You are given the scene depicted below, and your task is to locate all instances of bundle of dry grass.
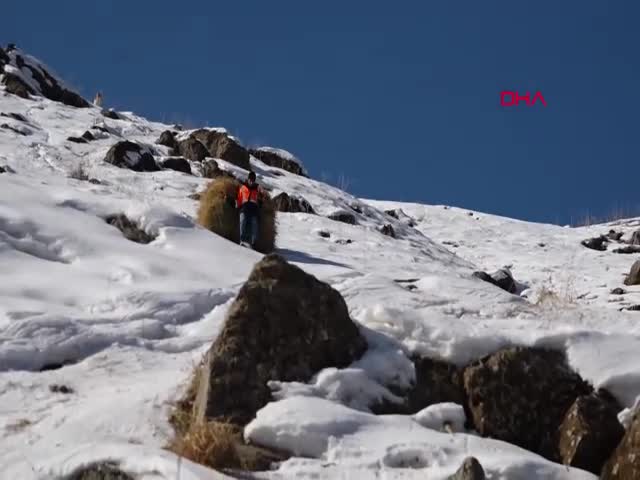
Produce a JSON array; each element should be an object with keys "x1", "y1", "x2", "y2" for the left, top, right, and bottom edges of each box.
[
  {"x1": 197, "y1": 177, "x2": 277, "y2": 253},
  {"x1": 169, "y1": 421, "x2": 242, "y2": 470}
]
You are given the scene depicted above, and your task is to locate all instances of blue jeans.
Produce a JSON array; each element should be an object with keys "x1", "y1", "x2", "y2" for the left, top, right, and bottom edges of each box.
[{"x1": 240, "y1": 211, "x2": 258, "y2": 246}]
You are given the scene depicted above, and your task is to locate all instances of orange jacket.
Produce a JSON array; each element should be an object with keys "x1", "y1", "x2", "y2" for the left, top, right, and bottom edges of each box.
[{"x1": 237, "y1": 184, "x2": 260, "y2": 208}]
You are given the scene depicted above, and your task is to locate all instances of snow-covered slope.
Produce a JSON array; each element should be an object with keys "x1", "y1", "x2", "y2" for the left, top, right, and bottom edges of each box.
[{"x1": 1, "y1": 56, "x2": 640, "y2": 480}]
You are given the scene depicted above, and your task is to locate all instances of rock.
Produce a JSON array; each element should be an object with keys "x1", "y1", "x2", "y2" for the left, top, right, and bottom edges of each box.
[
  {"x1": 249, "y1": 147, "x2": 305, "y2": 176},
  {"x1": 407, "y1": 357, "x2": 466, "y2": 414},
  {"x1": 49, "y1": 384, "x2": 75, "y2": 394},
  {"x1": 581, "y1": 236, "x2": 608, "y2": 251},
  {"x1": 611, "y1": 287, "x2": 626, "y2": 295},
  {"x1": 67, "y1": 136, "x2": 88, "y2": 144},
  {"x1": 557, "y1": 392, "x2": 625, "y2": 474},
  {"x1": 350, "y1": 204, "x2": 364, "y2": 214},
  {"x1": 0, "y1": 112, "x2": 27, "y2": 122},
  {"x1": 328, "y1": 212, "x2": 357, "y2": 225},
  {"x1": 472, "y1": 269, "x2": 516, "y2": 294},
  {"x1": 104, "y1": 141, "x2": 159, "y2": 172},
  {"x1": 622, "y1": 305, "x2": 640, "y2": 312},
  {"x1": 156, "y1": 130, "x2": 178, "y2": 150},
  {"x1": 188, "y1": 192, "x2": 201, "y2": 201},
  {"x1": 105, "y1": 214, "x2": 155, "y2": 244},
  {"x1": 448, "y1": 457, "x2": 486, "y2": 480},
  {"x1": 177, "y1": 137, "x2": 209, "y2": 162},
  {"x1": 607, "y1": 230, "x2": 624, "y2": 241},
  {"x1": 272, "y1": 192, "x2": 315, "y2": 214},
  {"x1": 630, "y1": 230, "x2": 640, "y2": 246},
  {"x1": 624, "y1": 260, "x2": 640, "y2": 286},
  {"x1": 82, "y1": 130, "x2": 95, "y2": 141},
  {"x1": 193, "y1": 254, "x2": 367, "y2": 425},
  {"x1": 335, "y1": 239, "x2": 353, "y2": 245},
  {"x1": 192, "y1": 129, "x2": 251, "y2": 170},
  {"x1": 161, "y1": 156, "x2": 191, "y2": 174},
  {"x1": 102, "y1": 109, "x2": 122, "y2": 120},
  {"x1": 463, "y1": 347, "x2": 592, "y2": 460},
  {"x1": 385, "y1": 209, "x2": 399, "y2": 219},
  {"x1": 61, "y1": 462, "x2": 134, "y2": 480},
  {"x1": 317, "y1": 230, "x2": 331, "y2": 238},
  {"x1": 613, "y1": 245, "x2": 640, "y2": 254},
  {"x1": 200, "y1": 159, "x2": 236, "y2": 180},
  {"x1": 1, "y1": 49, "x2": 89, "y2": 107},
  {"x1": 0, "y1": 166, "x2": 6, "y2": 174},
  {"x1": 601, "y1": 410, "x2": 640, "y2": 479},
  {"x1": 1, "y1": 122, "x2": 31, "y2": 136},
  {"x1": 380, "y1": 224, "x2": 396, "y2": 238},
  {"x1": 0, "y1": 46, "x2": 8, "y2": 69}
]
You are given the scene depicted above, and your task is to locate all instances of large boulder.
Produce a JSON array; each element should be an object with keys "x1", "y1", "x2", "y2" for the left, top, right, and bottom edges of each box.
[
  {"x1": 1, "y1": 48, "x2": 89, "y2": 108},
  {"x1": 249, "y1": 147, "x2": 306, "y2": 176},
  {"x1": 191, "y1": 129, "x2": 251, "y2": 170},
  {"x1": 624, "y1": 260, "x2": 640, "y2": 286},
  {"x1": 161, "y1": 156, "x2": 191, "y2": 174},
  {"x1": 193, "y1": 254, "x2": 368, "y2": 425},
  {"x1": 557, "y1": 392, "x2": 625, "y2": 474},
  {"x1": 177, "y1": 137, "x2": 208, "y2": 162},
  {"x1": 104, "y1": 141, "x2": 159, "y2": 172},
  {"x1": 463, "y1": 347, "x2": 592, "y2": 460},
  {"x1": 630, "y1": 230, "x2": 640, "y2": 246},
  {"x1": 156, "y1": 130, "x2": 178, "y2": 150},
  {"x1": 602, "y1": 410, "x2": 640, "y2": 479},
  {"x1": 272, "y1": 192, "x2": 315, "y2": 214},
  {"x1": 407, "y1": 357, "x2": 466, "y2": 414},
  {"x1": 201, "y1": 159, "x2": 236, "y2": 180},
  {"x1": 328, "y1": 211, "x2": 357, "y2": 225}
]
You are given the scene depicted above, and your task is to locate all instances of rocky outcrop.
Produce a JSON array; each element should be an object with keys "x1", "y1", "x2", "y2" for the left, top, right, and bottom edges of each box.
[
  {"x1": 0, "y1": 47, "x2": 89, "y2": 107},
  {"x1": 328, "y1": 211, "x2": 357, "y2": 225},
  {"x1": 472, "y1": 269, "x2": 516, "y2": 294},
  {"x1": 601, "y1": 410, "x2": 640, "y2": 479},
  {"x1": 448, "y1": 457, "x2": 486, "y2": 480},
  {"x1": 193, "y1": 254, "x2": 367, "y2": 425},
  {"x1": 177, "y1": 137, "x2": 208, "y2": 162},
  {"x1": 463, "y1": 347, "x2": 592, "y2": 460},
  {"x1": 272, "y1": 192, "x2": 315, "y2": 214},
  {"x1": 156, "y1": 130, "x2": 178, "y2": 150},
  {"x1": 191, "y1": 129, "x2": 251, "y2": 170},
  {"x1": 380, "y1": 224, "x2": 396, "y2": 238},
  {"x1": 624, "y1": 260, "x2": 640, "y2": 286},
  {"x1": 106, "y1": 214, "x2": 155, "y2": 244},
  {"x1": 249, "y1": 147, "x2": 306, "y2": 176},
  {"x1": 613, "y1": 245, "x2": 640, "y2": 254},
  {"x1": 581, "y1": 236, "x2": 608, "y2": 251},
  {"x1": 630, "y1": 230, "x2": 640, "y2": 246},
  {"x1": 161, "y1": 157, "x2": 191, "y2": 174},
  {"x1": 200, "y1": 159, "x2": 235, "y2": 180},
  {"x1": 557, "y1": 392, "x2": 624, "y2": 474},
  {"x1": 101, "y1": 109, "x2": 122, "y2": 120},
  {"x1": 407, "y1": 357, "x2": 466, "y2": 414},
  {"x1": 104, "y1": 141, "x2": 159, "y2": 172}
]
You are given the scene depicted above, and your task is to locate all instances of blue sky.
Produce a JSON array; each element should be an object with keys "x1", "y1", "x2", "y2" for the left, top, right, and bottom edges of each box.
[{"x1": 4, "y1": 1, "x2": 639, "y2": 224}]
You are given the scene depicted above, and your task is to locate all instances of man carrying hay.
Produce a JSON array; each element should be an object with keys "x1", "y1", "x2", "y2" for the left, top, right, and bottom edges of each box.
[{"x1": 236, "y1": 171, "x2": 262, "y2": 248}]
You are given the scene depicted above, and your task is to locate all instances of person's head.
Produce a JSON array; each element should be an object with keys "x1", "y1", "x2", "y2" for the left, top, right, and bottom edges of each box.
[{"x1": 247, "y1": 171, "x2": 257, "y2": 185}]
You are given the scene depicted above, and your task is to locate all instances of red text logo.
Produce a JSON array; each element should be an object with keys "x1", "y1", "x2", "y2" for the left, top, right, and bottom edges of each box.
[{"x1": 500, "y1": 91, "x2": 547, "y2": 107}]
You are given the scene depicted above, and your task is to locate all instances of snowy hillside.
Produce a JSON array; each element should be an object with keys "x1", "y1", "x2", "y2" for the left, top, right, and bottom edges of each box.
[{"x1": 1, "y1": 48, "x2": 640, "y2": 480}]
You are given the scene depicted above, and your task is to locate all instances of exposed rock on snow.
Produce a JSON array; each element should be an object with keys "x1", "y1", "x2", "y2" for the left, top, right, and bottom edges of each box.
[
  {"x1": 102, "y1": 109, "x2": 123, "y2": 120},
  {"x1": 250, "y1": 146, "x2": 306, "y2": 176},
  {"x1": 161, "y1": 156, "x2": 191, "y2": 175},
  {"x1": 601, "y1": 410, "x2": 640, "y2": 479},
  {"x1": 328, "y1": 211, "x2": 357, "y2": 225},
  {"x1": 407, "y1": 356, "x2": 466, "y2": 414},
  {"x1": 60, "y1": 461, "x2": 135, "y2": 480},
  {"x1": 190, "y1": 129, "x2": 251, "y2": 170},
  {"x1": 272, "y1": 192, "x2": 315, "y2": 214},
  {"x1": 463, "y1": 347, "x2": 592, "y2": 460},
  {"x1": 380, "y1": 223, "x2": 396, "y2": 238},
  {"x1": 156, "y1": 129, "x2": 178, "y2": 150},
  {"x1": 0, "y1": 111, "x2": 27, "y2": 122},
  {"x1": 557, "y1": 392, "x2": 625, "y2": 474},
  {"x1": 613, "y1": 245, "x2": 640, "y2": 254},
  {"x1": 581, "y1": 236, "x2": 608, "y2": 251},
  {"x1": 630, "y1": 229, "x2": 640, "y2": 245},
  {"x1": 104, "y1": 141, "x2": 159, "y2": 172},
  {"x1": 624, "y1": 260, "x2": 640, "y2": 286},
  {"x1": 0, "y1": 47, "x2": 89, "y2": 107},
  {"x1": 200, "y1": 159, "x2": 236, "y2": 180},
  {"x1": 472, "y1": 268, "x2": 517, "y2": 294},
  {"x1": 607, "y1": 230, "x2": 624, "y2": 241},
  {"x1": 105, "y1": 214, "x2": 156, "y2": 244},
  {"x1": 177, "y1": 136, "x2": 208, "y2": 162},
  {"x1": 448, "y1": 457, "x2": 486, "y2": 480},
  {"x1": 193, "y1": 254, "x2": 367, "y2": 425}
]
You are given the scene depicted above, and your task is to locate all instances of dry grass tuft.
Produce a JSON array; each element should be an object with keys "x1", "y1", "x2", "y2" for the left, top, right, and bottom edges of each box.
[
  {"x1": 169, "y1": 421, "x2": 242, "y2": 470},
  {"x1": 169, "y1": 363, "x2": 202, "y2": 437},
  {"x1": 197, "y1": 177, "x2": 277, "y2": 253}
]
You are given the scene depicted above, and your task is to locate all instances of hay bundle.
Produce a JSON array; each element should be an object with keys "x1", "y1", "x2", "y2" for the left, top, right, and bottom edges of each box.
[{"x1": 197, "y1": 177, "x2": 276, "y2": 253}]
